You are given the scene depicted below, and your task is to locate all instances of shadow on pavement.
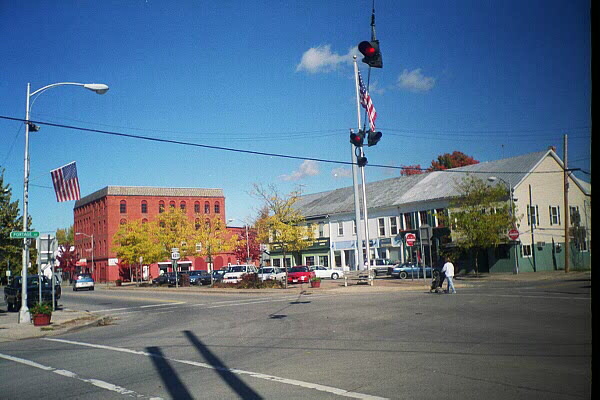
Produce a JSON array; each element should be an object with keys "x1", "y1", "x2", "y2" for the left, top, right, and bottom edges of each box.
[
  {"x1": 184, "y1": 330, "x2": 263, "y2": 400},
  {"x1": 146, "y1": 346, "x2": 194, "y2": 400}
]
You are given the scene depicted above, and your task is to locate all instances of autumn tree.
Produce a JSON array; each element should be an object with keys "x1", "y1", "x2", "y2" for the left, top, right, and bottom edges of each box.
[
  {"x1": 253, "y1": 184, "x2": 315, "y2": 288},
  {"x1": 113, "y1": 219, "x2": 164, "y2": 281},
  {"x1": 232, "y1": 227, "x2": 261, "y2": 264},
  {"x1": 56, "y1": 226, "x2": 74, "y2": 246},
  {"x1": 442, "y1": 175, "x2": 515, "y2": 275},
  {"x1": 194, "y1": 214, "x2": 238, "y2": 285},
  {"x1": 427, "y1": 151, "x2": 478, "y2": 171},
  {"x1": 400, "y1": 165, "x2": 423, "y2": 176}
]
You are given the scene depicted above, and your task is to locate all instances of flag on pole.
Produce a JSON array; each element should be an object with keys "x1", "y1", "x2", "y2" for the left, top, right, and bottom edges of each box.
[
  {"x1": 358, "y1": 70, "x2": 377, "y2": 132},
  {"x1": 50, "y1": 162, "x2": 81, "y2": 202}
]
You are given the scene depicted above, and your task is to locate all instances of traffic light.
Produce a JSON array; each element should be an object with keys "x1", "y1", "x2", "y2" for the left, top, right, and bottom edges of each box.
[
  {"x1": 358, "y1": 40, "x2": 382, "y2": 68},
  {"x1": 357, "y1": 156, "x2": 368, "y2": 167},
  {"x1": 367, "y1": 130, "x2": 382, "y2": 147},
  {"x1": 350, "y1": 130, "x2": 365, "y2": 147}
]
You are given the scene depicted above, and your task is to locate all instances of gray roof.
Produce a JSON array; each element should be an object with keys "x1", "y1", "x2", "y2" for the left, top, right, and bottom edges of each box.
[
  {"x1": 75, "y1": 186, "x2": 224, "y2": 208},
  {"x1": 295, "y1": 150, "x2": 552, "y2": 218}
]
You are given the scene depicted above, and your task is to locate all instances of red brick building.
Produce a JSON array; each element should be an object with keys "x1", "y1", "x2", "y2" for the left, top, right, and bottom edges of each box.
[{"x1": 73, "y1": 186, "x2": 240, "y2": 282}]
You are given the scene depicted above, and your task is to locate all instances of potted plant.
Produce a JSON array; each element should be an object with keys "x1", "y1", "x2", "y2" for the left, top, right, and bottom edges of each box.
[
  {"x1": 310, "y1": 276, "x2": 321, "y2": 288},
  {"x1": 30, "y1": 302, "x2": 53, "y2": 326},
  {"x1": 115, "y1": 279, "x2": 122, "y2": 287}
]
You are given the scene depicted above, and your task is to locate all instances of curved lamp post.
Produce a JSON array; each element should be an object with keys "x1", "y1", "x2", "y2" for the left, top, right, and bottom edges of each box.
[{"x1": 19, "y1": 82, "x2": 109, "y2": 324}]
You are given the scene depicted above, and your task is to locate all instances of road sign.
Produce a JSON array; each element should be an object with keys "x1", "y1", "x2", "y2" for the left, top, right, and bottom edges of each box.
[
  {"x1": 508, "y1": 229, "x2": 520, "y2": 241},
  {"x1": 405, "y1": 233, "x2": 417, "y2": 247},
  {"x1": 10, "y1": 231, "x2": 39, "y2": 239},
  {"x1": 171, "y1": 252, "x2": 180, "y2": 260}
]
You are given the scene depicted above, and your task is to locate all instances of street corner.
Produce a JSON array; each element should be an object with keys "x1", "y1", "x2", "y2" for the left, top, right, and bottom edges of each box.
[{"x1": 0, "y1": 310, "x2": 110, "y2": 342}]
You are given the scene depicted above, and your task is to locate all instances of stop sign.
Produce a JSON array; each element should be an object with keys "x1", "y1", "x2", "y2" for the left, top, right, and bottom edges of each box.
[
  {"x1": 508, "y1": 229, "x2": 520, "y2": 241},
  {"x1": 405, "y1": 233, "x2": 417, "y2": 247}
]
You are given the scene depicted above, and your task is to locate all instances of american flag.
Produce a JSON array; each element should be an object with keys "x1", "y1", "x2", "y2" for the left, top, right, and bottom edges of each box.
[
  {"x1": 358, "y1": 70, "x2": 377, "y2": 132},
  {"x1": 50, "y1": 162, "x2": 81, "y2": 202}
]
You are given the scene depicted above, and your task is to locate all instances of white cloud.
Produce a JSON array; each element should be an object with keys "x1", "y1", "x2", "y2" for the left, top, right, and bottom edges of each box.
[
  {"x1": 279, "y1": 160, "x2": 320, "y2": 181},
  {"x1": 296, "y1": 45, "x2": 356, "y2": 74},
  {"x1": 397, "y1": 68, "x2": 436, "y2": 92},
  {"x1": 331, "y1": 167, "x2": 352, "y2": 179}
]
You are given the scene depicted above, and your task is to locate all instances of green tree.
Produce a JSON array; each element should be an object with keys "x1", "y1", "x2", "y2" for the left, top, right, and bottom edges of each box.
[
  {"x1": 0, "y1": 169, "x2": 23, "y2": 279},
  {"x1": 443, "y1": 175, "x2": 515, "y2": 275},
  {"x1": 253, "y1": 184, "x2": 315, "y2": 288},
  {"x1": 56, "y1": 226, "x2": 74, "y2": 246}
]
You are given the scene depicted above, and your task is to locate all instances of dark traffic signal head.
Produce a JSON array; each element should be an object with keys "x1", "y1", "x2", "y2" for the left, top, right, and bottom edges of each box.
[
  {"x1": 350, "y1": 130, "x2": 365, "y2": 147},
  {"x1": 367, "y1": 130, "x2": 382, "y2": 147},
  {"x1": 357, "y1": 156, "x2": 368, "y2": 167},
  {"x1": 358, "y1": 40, "x2": 382, "y2": 68}
]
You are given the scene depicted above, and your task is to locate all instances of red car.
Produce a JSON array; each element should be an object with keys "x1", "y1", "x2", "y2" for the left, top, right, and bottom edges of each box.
[{"x1": 287, "y1": 265, "x2": 315, "y2": 284}]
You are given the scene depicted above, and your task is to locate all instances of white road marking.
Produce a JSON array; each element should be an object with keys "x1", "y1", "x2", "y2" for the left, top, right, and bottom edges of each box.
[
  {"x1": 0, "y1": 352, "x2": 163, "y2": 399},
  {"x1": 45, "y1": 338, "x2": 387, "y2": 400}
]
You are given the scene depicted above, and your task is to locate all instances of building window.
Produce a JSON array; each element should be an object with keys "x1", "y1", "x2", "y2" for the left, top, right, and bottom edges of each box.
[
  {"x1": 180, "y1": 201, "x2": 186, "y2": 212},
  {"x1": 337, "y1": 221, "x2": 344, "y2": 236},
  {"x1": 120, "y1": 218, "x2": 127, "y2": 225},
  {"x1": 390, "y1": 217, "x2": 398, "y2": 235},
  {"x1": 120, "y1": 200, "x2": 127, "y2": 214},
  {"x1": 521, "y1": 244, "x2": 532, "y2": 257},
  {"x1": 204, "y1": 201, "x2": 210, "y2": 214},
  {"x1": 159, "y1": 201, "x2": 165, "y2": 213},
  {"x1": 318, "y1": 223, "x2": 324, "y2": 237},
  {"x1": 305, "y1": 256, "x2": 315, "y2": 266},
  {"x1": 195, "y1": 218, "x2": 200, "y2": 230},
  {"x1": 378, "y1": 218, "x2": 386, "y2": 236},
  {"x1": 527, "y1": 205, "x2": 539, "y2": 227},
  {"x1": 214, "y1": 201, "x2": 220, "y2": 214},
  {"x1": 169, "y1": 201, "x2": 176, "y2": 209},
  {"x1": 141, "y1": 201, "x2": 148, "y2": 214},
  {"x1": 404, "y1": 213, "x2": 414, "y2": 230},
  {"x1": 194, "y1": 202, "x2": 200, "y2": 214},
  {"x1": 549, "y1": 206, "x2": 560, "y2": 225}
]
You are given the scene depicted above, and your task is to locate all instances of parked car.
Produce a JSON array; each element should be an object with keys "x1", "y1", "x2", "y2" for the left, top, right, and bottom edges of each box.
[
  {"x1": 391, "y1": 262, "x2": 439, "y2": 279},
  {"x1": 152, "y1": 272, "x2": 178, "y2": 286},
  {"x1": 287, "y1": 265, "x2": 315, "y2": 284},
  {"x1": 310, "y1": 265, "x2": 344, "y2": 280},
  {"x1": 188, "y1": 270, "x2": 212, "y2": 286},
  {"x1": 257, "y1": 267, "x2": 285, "y2": 281},
  {"x1": 222, "y1": 265, "x2": 258, "y2": 284},
  {"x1": 4, "y1": 275, "x2": 61, "y2": 311},
  {"x1": 369, "y1": 259, "x2": 396, "y2": 276},
  {"x1": 73, "y1": 273, "x2": 95, "y2": 291},
  {"x1": 212, "y1": 269, "x2": 226, "y2": 282}
]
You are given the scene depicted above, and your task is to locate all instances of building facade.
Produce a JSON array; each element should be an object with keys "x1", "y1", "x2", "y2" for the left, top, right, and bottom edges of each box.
[
  {"x1": 269, "y1": 150, "x2": 591, "y2": 273},
  {"x1": 73, "y1": 186, "x2": 239, "y2": 282}
]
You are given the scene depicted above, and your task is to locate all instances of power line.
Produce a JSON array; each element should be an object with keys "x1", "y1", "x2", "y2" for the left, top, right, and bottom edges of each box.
[{"x1": 0, "y1": 115, "x2": 584, "y2": 175}]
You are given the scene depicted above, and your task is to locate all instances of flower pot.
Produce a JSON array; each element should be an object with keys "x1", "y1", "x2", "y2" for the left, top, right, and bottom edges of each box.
[
  {"x1": 115, "y1": 280, "x2": 122, "y2": 287},
  {"x1": 310, "y1": 280, "x2": 321, "y2": 288},
  {"x1": 32, "y1": 313, "x2": 51, "y2": 326}
]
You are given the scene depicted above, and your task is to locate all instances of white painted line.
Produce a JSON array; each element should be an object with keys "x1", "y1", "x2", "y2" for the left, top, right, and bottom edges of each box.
[
  {"x1": 44, "y1": 338, "x2": 387, "y2": 400},
  {"x1": 0, "y1": 352, "x2": 162, "y2": 399},
  {"x1": 92, "y1": 302, "x2": 186, "y2": 313}
]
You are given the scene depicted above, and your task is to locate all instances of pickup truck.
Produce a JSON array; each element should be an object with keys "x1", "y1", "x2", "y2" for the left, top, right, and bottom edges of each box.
[{"x1": 4, "y1": 275, "x2": 61, "y2": 311}]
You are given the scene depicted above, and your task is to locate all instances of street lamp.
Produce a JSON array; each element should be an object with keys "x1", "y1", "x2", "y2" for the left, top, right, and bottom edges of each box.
[
  {"x1": 19, "y1": 82, "x2": 109, "y2": 324},
  {"x1": 488, "y1": 176, "x2": 519, "y2": 274},
  {"x1": 75, "y1": 232, "x2": 94, "y2": 280}
]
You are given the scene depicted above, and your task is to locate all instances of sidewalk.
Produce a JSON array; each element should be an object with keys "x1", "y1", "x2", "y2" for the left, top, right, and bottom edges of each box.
[{"x1": 0, "y1": 308, "x2": 109, "y2": 343}]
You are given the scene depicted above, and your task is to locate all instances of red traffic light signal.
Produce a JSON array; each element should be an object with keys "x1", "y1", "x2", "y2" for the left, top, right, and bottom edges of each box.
[
  {"x1": 350, "y1": 130, "x2": 365, "y2": 147},
  {"x1": 358, "y1": 40, "x2": 382, "y2": 68}
]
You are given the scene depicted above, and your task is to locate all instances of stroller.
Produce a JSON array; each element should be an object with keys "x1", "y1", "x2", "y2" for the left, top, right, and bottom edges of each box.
[{"x1": 430, "y1": 270, "x2": 446, "y2": 293}]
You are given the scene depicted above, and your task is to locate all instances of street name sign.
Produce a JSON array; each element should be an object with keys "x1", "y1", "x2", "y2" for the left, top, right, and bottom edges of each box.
[{"x1": 10, "y1": 231, "x2": 40, "y2": 239}]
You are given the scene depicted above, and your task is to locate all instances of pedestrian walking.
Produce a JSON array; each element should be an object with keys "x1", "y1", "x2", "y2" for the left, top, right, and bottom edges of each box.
[{"x1": 442, "y1": 257, "x2": 457, "y2": 294}]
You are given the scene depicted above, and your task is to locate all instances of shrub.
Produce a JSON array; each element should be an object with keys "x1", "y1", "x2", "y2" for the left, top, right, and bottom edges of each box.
[{"x1": 30, "y1": 302, "x2": 53, "y2": 315}]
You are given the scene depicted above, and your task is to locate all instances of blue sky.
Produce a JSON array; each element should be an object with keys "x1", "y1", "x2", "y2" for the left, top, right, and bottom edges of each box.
[{"x1": 0, "y1": 0, "x2": 591, "y2": 234}]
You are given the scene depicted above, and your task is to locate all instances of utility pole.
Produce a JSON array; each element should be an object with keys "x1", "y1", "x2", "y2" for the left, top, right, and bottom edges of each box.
[
  {"x1": 352, "y1": 57, "x2": 365, "y2": 271},
  {"x1": 563, "y1": 135, "x2": 570, "y2": 273}
]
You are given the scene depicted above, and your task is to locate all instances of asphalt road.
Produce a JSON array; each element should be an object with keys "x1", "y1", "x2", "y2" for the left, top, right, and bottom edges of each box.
[{"x1": 0, "y1": 276, "x2": 591, "y2": 399}]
